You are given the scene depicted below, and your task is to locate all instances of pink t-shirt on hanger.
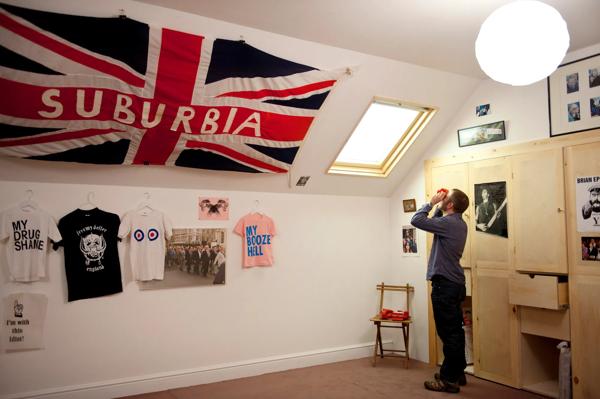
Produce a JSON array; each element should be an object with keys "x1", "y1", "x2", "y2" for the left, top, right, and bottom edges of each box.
[{"x1": 234, "y1": 213, "x2": 276, "y2": 267}]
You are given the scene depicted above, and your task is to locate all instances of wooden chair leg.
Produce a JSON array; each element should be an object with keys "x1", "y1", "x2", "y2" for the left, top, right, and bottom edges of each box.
[
  {"x1": 372, "y1": 322, "x2": 380, "y2": 366},
  {"x1": 403, "y1": 324, "x2": 410, "y2": 368},
  {"x1": 377, "y1": 324, "x2": 384, "y2": 358}
]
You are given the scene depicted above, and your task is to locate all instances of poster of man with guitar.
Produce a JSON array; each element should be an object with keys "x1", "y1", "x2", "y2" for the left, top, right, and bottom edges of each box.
[{"x1": 475, "y1": 182, "x2": 508, "y2": 238}]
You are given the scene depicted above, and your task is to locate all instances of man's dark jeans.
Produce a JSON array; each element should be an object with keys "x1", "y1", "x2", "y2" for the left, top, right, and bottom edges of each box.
[{"x1": 431, "y1": 275, "x2": 466, "y2": 383}]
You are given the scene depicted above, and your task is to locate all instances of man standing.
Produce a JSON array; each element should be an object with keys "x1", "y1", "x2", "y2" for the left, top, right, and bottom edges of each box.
[
  {"x1": 411, "y1": 188, "x2": 470, "y2": 394},
  {"x1": 475, "y1": 188, "x2": 496, "y2": 232}
]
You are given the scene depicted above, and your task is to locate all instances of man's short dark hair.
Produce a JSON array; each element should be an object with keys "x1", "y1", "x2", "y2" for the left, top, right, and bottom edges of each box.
[{"x1": 450, "y1": 189, "x2": 469, "y2": 214}]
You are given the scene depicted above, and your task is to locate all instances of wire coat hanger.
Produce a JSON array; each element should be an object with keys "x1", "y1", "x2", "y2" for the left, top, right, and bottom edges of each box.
[
  {"x1": 79, "y1": 191, "x2": 97, "y2": 210},
  {"x1": 136, "y1": 192, "x2": 153, "y2": 214},
  {"x1": 19, "y1": 189, "x2": 38, "y2": 211},
  {"x1": 253, "y1": 199, "x2": 262, "y2": 215}
]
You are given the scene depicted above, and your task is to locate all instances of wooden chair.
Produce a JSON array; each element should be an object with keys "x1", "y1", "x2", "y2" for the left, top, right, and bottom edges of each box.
[{"x1": 370, "y1": 282, "x2": 414, "y2": 368}]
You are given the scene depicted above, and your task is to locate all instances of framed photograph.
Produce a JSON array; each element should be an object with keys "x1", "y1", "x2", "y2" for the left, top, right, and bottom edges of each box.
[
  {"x1": 139, "y1": 228, "x2": 226, "y2": 290},
  {"x1": 198, "y1": 197, "x2": 229, "y2": 220},
  {"x1": 476, "y1": 103, "x2": 490, "y2": 117},
  {"x1": 401, "y1": 225, "x2": 418, "y2": 256},
  {"x1": 581, "y1": 237, "x2": 600, "y2": 261},
  {"x1": 457, "y1": 121, "x2": 506, "y2": 148},
  {"x1": 403, "y1": 199, "x2": 416, "y2": 212},
  {"x1": 548, "y1": 53, "x2": 600, "y2": 137},
  {"x1": 474, "y1": 181, "x2": 508, "y2": 238}
]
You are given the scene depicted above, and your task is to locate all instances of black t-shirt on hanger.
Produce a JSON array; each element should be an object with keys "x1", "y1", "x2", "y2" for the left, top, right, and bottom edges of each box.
[{"x1": 55, "y1": 208, "x2": 123, "y2": 302}]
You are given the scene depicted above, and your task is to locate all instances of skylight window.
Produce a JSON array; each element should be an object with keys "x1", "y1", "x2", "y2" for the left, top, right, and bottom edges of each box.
[{"x1": 328, "y1": 98, "x2": 436, "y2": 177}]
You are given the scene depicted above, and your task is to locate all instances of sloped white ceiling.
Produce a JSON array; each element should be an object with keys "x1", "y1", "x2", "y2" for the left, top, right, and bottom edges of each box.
[
  {"x1": 136, "y1": 0, "x2": 600, "y2": 78},
  {"x1": 2, "y1": 0, "x2": 597, "y2": 197}
]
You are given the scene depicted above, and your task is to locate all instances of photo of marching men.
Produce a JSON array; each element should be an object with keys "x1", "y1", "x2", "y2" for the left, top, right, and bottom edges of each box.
[
  {"x1": 474, "y1": 181, "x2": 508, "y2": 238},
  {"x1": 140, "y1": 228, "x2": 226, "y2": 290}
]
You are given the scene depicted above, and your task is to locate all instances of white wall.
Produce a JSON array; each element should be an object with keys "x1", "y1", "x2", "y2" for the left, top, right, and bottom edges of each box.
[
  {"x1": 0, "y1": 2, "x2": 478, "y2": 395},
  {"x1": 0, "y1": 1, "x2": 442, "y2": 397},
  {"x1": 389, "y1": 42, "x2": 600, "y2": 362},
  {"x1": 0, "y1": 181, "x2": 391, "y2": 398},
  {"x1": 2, "y1": 0, "x2": 597, "y2": 396}
]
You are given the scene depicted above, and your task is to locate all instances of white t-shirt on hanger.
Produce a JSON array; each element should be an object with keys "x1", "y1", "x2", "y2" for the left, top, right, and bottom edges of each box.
[
  {"x1": 0, "y1": 207, "x2": 61, "y2": 282},
  {"x1": 118, "y1": 209, "x2": 173, "y2": 281}
]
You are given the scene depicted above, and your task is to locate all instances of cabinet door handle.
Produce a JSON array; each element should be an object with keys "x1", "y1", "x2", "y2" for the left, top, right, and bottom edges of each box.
[
  {"x1": 557, "y1": 208, "x2": 564, "y2": 213},
  {"x1": 512, "y1": 305, "x2": 517, "y2": 314}
]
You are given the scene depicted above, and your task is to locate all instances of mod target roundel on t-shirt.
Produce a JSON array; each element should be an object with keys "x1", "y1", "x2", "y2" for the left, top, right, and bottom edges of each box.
[
  {"x1": 133, "y1": 229, "x2": 144, "y2": 241},
  {"x1": 148, "y1": 228, "x2": 159, "y2": 241},
  {"x1": 133, "y1": 228, "x2": 159, "y2": 242}
]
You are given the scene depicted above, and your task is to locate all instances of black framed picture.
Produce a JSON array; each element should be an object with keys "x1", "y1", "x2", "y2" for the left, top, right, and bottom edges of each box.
[
  {"x1": 548, "y1": 53, "x2": 600, "y2": 137},
  {"x1": 457, "y1": 121, "x2": 506, "y2": 148},
  {"x1": 474, "y1": 181, "x2": 508, "y2": 238},
  {"x1": 402, "y1": 199, "x2": 416, "y2": 212}
]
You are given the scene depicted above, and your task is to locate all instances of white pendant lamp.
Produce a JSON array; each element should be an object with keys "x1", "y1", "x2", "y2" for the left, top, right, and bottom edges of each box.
[{"x1": 476, "y1": 0, "x2": 570, "y2": 86}]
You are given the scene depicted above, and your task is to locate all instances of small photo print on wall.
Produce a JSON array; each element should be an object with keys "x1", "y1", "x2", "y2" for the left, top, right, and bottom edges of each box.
[
  {"x1": 474, "y1": 181, "x2": 508, "y2": 238},
  {"x1": 576, "y1": 176, "x2": 600, "y2": 232},
  {"x1": 566, "y1": 72, "x2": 579, "y2": 93},
  {"x1": 140, "y1": 228, "x2": 227, "y2": 290},
  {"x1": 589, "y1": 67, "x2": 600, "y2": 88},
  {"x1": 476, "y1": 104, "x2": 490, "y2": 117},
  {"x1": 402, "y1": 225, "x2": 418, "y2": 256},
  {"x1": 581, "y1": 237, "x2": 600, "y2": 261},
  {"x1": 198, "y1": 197, "x2": 229, "y2": 220},
  {"x1": 591, "y1": 97, "x2": 600, "y2": 117},
  {"x1": 568, "y1": 101, "x2": 581, "y2": 122}
]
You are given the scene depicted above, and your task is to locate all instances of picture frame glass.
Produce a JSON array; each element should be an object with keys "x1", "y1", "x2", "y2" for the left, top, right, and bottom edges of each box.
[
  {"x1": 403, "y1": 199, "x2": 416, "y2": 212},
  {"x1": 458, "y1": 121, "x2": 505, "y2": 147},
  {"x1": 548, "y1": 53, "x2": 600, "y2": 137},
  {"x1": 401, "y1": 225, "x2": 418, "y2": 256}
]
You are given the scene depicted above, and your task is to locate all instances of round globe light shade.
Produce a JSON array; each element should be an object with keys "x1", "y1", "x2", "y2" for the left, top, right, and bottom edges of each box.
[{"x1": 476, "y1": 1, "x2": 569, "y2": 86}]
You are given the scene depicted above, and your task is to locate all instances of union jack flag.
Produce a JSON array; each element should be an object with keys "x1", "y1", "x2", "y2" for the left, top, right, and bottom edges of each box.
[{"x1": 0, "y1": 4, "x2": 341, "y2": 173}]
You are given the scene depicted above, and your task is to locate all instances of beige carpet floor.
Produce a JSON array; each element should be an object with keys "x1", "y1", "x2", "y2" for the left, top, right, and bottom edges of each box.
[{"x1": 118, "y1": 357, "x2": 544, "y2": 399}]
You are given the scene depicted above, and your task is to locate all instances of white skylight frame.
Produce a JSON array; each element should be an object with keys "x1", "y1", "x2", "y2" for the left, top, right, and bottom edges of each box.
[{"x1": 328, "y1": 97, "x2": 437, "y2": 177}]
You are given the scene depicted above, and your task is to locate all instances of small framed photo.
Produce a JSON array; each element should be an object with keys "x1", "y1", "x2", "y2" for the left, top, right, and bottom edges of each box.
[
  {"x1": 548, "y1": 53, "x2": 600, "y2": 137},
  {"x1": 402, "y1": 225, "x2": 418, "y2": 256},
  {"x1": 476, "y1": 103, "x2": 490, "y2": 117},
  {"x1": 457, "y1": 121, "x2": 506, "y2": 148},
  {"x1": 403, "y1": 199, "x2": 416, "y2": 213},
  {"x1": 581, "y1": 236, "x2": 600, "y2": 261},
  {"x1": 198, "y1": 197, "x2": 229, "y2": 220}
]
